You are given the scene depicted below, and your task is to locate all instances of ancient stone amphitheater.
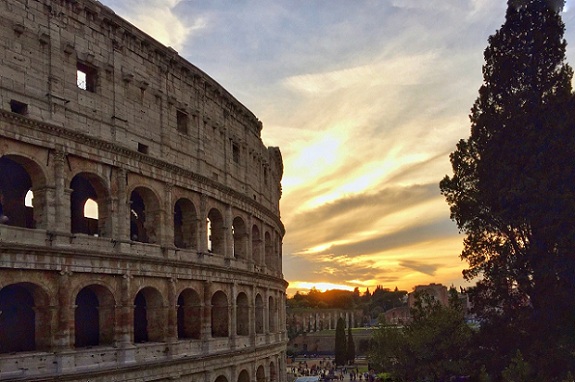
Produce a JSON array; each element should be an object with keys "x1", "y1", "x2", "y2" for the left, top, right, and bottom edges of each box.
[{"x1": 0, "y1": 0, "x2": 287, "y2": 380}]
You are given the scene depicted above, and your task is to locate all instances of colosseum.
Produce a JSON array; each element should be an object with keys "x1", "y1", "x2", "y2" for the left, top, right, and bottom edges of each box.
[{"x1": 0, "y1": 0, "x2": 287, "y2": 381}]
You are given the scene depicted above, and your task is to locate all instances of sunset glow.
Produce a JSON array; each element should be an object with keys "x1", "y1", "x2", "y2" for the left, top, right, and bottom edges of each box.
[{"x1": 98, "y1": 0, "x2": 575, "y2": 296}]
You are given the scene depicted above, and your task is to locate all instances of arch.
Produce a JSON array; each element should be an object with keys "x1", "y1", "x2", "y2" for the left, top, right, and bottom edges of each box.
[
  {"x1": 236, "y1": 292, "x2": 249, "y2": 336},
  {"x1": 70, "y1": 172, "x2": 111, "y2": 237},
  {"x1": 174, "y1": 198, "x2": 198, "y2": 249},
  {"x1": 252, "y1": 225, "x2": 261, "y2": 265},
  {"x1": 215, "y1": 376, "x2": 228, "y2": 382},
  {"x1": 237, "y1": 370, "x2": 250, "y2": 382},
  {"x1": 265, "y1": 231, "x2": 274, "y2": 270},
  {"x1": 130, "y1": 187, "x2": 161, "y2": 244},
  {"x1": 207, "y1": 208, "x2": 224, "y2": 255},
  {"x1": 0, "y1": 282, "x2": 51, "y2": 353},
  {"x1": 134, "y1": 287, "x2": 165, "y2": 343},
  {"x1": 255, "y1": 293, "x2": 264, "y2": 334},
  {"x1": 211, "y1": 290, "x2": 229, "y2": 337},
  {"x1": 74, "y1": 284, "x2": 115, "y2": 347},
  {"x1": 256, "y1": 365, "x2": 266, "y2": 382},
  {"x1": 0, "y1": 155, "x2": 46, "y2": 229},
  {"x1": 268, "y1": 296, "x2": 277, "y2": 332},
  {"x1": 177, "y1": 288, "x2": 201, "y2": 340},
  {"x1": 232, "y1": 216, "x2": 247, "y2": 260}
]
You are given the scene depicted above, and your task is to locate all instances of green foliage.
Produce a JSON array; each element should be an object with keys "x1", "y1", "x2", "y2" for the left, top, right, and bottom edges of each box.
[
  {"x1": 334, "y1": 317, "x2": 347, "y2": 366},
  {"x1": 440, "y1": 0, "x2": 575, "y2": 378},
  {"x1": 368, "y1": 291, "x2": 473, "y2": 381},
  {"x1": 501, "y1": 350, "x2": 532, "y2": 382}
]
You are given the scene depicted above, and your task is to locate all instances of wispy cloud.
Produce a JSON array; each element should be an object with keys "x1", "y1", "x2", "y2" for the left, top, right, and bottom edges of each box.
[{"x1": 99, "y1": 0, "x2": 575, "y2": 294}]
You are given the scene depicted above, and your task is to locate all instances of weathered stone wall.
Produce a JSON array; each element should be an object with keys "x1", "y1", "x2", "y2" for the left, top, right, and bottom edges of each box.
[{"x1": 0, "y1": 0, "x2": 286, "y2": 380}]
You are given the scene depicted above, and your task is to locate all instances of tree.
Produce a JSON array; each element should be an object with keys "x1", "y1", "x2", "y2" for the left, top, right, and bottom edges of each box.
[
  {"x1": 346, "y1": 325, "x2": 355, "y2": 365},
  {"x1": 368, "y1": 290, "x2": 473, "y2": 381},
  {"x1": 440, "y1": 0, "x2": 575, "y2": 378},
  {"x1": 334, "y1": 317, "x2": 347, "y2": 366}
]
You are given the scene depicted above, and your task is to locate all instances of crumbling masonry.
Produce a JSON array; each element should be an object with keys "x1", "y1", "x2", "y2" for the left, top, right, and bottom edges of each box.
[{"x1": 0, "y1": 0, "x2": 287, "y2": 380}]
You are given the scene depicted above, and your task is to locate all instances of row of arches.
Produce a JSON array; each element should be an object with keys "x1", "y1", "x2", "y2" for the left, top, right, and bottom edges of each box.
[
  {"x1": 0, "y1": 154, "x2": 282, "y2": 270},
  {"x1": 0, "y1": 281, "x2": 282, "y2": 354},
  {"x1": 226, "y1": 363, "x2": 279, "y2": 382}
]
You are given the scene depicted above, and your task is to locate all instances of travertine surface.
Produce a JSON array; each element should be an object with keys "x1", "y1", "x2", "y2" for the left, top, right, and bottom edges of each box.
[{"x1": 0, "y1": 0, "x2": 287, "y2": 380}]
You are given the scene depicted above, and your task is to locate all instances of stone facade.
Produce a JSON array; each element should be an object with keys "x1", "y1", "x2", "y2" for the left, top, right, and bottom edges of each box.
[
  {"x1": 0, "y1": 0, "x2": 287, "y2": 380},
  {"x1": 287, "y1": 309, "x2": 363, "y2": 334}
]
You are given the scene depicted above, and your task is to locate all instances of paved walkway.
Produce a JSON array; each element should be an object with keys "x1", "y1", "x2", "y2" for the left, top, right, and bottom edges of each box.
[{"x1": 286, "y1": 358, "x2": 369, "y2": 382}]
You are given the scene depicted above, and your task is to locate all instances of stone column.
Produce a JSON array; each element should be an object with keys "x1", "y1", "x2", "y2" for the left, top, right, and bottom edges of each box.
[
  {"x1": 55, "y1": 269, "x2": 73, "y2": 350},
  {"x1": 52, "y1": 148, "x2": 69, "y2": 233},
  {"x1": 115, "y1": 168, "x2": 129, "y2": 241},
  {"x1": 54, "y1": 269, "x2": 75, "y2": 373},
  {"x1": 163, "y1": 183, "x2": 174, "y2": 248},
  {"x1": 225, "y1": 204, "x2": 233, "y2": 258},
  {"x1": 202, "y1": 281, "x2": 212, "y2": 353},
  {"x1": 247, "y1": 214, "x2": 253, "y2": 263},
  {"x1": 167, "y1": 277, "x2": 178, "y2": 345},
  {"x1": 199, "y1": 193, "x2": 208, "y2": 252},
  {"x1": 230, "y1": 282, "x2": 237, "y2": 349},
  {"x1": 118, "y1": 272, "x2": 136, "y2": 364}
]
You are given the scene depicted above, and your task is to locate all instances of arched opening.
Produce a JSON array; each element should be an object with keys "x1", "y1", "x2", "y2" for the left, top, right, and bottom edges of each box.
[
  {"x1": 252, "y1": 225, "x2": 261, "y2": 265},
  {"x1": 265, "y1": 231, "x2": 274, "y2": 270},
  {"x1": 215, "y1": 376, "x2": 228, "y2": 382},
  {"x1": 256, "y1": 365, "x2": 266, "y2": 382},
  {"x1": 74, "y1": 285, "x2": 115, "y2": 348},
  {"x1": 75, "y1": 288, "x2": 99, "y2": 347},
  {"x1": 0, "y1": 156, "x2": 37, "y2": 228},
  {"x1": 130, "y1": 187, "x2": 160, "y2": 244},
  {"x1": 236, "y1": 292, "x2": 249, "y2": 336},
  {"x1": 0, "y1": 284, "x2": 35, "y2": 352},
  {"x1": 134, "y1": 287, "x2": 165, "y2": 343},
  {"x1": 232, "y1": 217, "x2": 247, "y2": 260},
  {"x1": 174, "y1": 198, "x2": 198, "y2": 249},
  {"x1": 177, "y1": 288, "x2": 201, "y2": 340},
  {"x1": 268, "y1": 296, "x2": 277, "y2": 332},
  {"x1": 207, "y1": 208, "x2": 224, "y2": 255},
  {"x1": 70, "y1": 173, "x2": 109, "y2": 237},
  {"x1": 255, "y1": 294, "x2": 264, "y2": 334},
  {"x1": 0, "y1": 282, "x2": 51, "y2": 353},
  {"x1": 238, "y1": 370, "x2": 250, "y2": 382},
  {"x1": 211, "y1": 291, "x2": 228, "y2": 337}
]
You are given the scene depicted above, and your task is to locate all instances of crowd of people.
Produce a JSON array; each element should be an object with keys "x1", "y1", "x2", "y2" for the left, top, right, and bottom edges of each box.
[{"x1": 288, "y1": 358, "x2": 378, "y2": 382}]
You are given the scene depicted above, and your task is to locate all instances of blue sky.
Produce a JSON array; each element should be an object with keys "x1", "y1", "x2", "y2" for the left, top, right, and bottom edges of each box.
[{"x1": 99, "y1": 0, "x2": 575, "y2": 294}]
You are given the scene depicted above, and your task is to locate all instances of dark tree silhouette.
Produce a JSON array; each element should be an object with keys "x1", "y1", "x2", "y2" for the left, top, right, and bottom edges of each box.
[
  {"x1": 334, "y1": 317, "x2": 347, "y2": 366},
  {"x1": 440, "y1": 0, "x2": 575, "y2": 378},
  {"x1": 346, "y1": 325, "x2": 355, "y2": 365}
]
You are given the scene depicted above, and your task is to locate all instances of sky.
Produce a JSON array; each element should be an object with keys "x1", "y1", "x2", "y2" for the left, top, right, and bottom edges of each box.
[{"x1": 98, "y1": 0, "x2": 575, "y2": 296}]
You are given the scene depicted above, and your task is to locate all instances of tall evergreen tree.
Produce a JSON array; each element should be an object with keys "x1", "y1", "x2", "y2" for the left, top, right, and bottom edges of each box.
[
  {"x1": 346, "y1": 325, "x2": 355, "y2": 365},
  {"x1": 440, "y1": 0, "x2": 575, "y2": 378},
  {"x1": 334, "y1": 317, "x2": 347, "y2": 366}
]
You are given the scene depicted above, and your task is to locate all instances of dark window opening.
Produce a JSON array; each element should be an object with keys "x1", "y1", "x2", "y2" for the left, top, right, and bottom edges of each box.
[
  {"x1": 177, "y1": 109, "x2": 188, "y2": 134},
  {"x1": 137, "y1": 143, "x2": 148, "y2": 154},
  {"x1": 134, "y1": 292, "x2": 148, "y2": 343},
  {"x1": 10, "y1": 100, "x2": 28, "y2": 115},
  {"x1": 75, "y1": 288, "x2": 99, "y2": 347},
  {"x1": 77, "y1": 62, "x2": 97, "y2": 92},
  {"x1": 232, "y1": 143, "x2": 240, "y2": 164},
  {"x1": 0, "y1": 284, "x2": 36, "y2": 353}
]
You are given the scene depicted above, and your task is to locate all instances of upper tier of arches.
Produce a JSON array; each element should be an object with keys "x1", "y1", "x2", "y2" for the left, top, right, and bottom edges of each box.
[{"x1": 0, "y1": 153, "x2": 283, "y2": 272}]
